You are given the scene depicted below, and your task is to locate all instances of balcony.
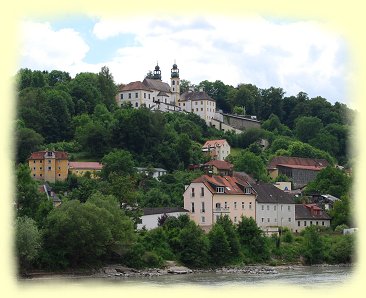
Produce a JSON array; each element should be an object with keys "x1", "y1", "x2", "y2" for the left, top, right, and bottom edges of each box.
[{"x1": 213, "y1": 207, "x2": 230, "y2": 213}]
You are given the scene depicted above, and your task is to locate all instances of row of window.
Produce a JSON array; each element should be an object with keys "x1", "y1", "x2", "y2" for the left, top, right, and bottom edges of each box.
[
  {"x1": 261, "y1": 217, "x2": 292, "y2": 223},
  {"x1": 33, "y1": 173, "x2": 62, "y2": 177},
  {"x1": 33, "y1": 166, "x2": 62, "y2": 170},
  {"x1": 33, "y1": 159, "x2": 62, "y2": 164},
  {"x1": 200, "y1": 215, "x2": 240, "y2": 224},
  {"x1": 190, "y1": 187, "x2": 251, "y2": 196},
  {"x1": 261, "y1": 204, "x2": 291, "y2": 211},
  {"x1": 298, "y1": 220, "x2": 325, "y2": 227},
  {"x1": 191, "y1": 201, "x2": 253, "y2": 213}
]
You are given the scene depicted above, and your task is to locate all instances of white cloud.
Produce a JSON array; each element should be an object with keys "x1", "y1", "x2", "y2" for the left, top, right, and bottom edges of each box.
[
  {"x1": 20, "y1": 20, "x2": 90, "y2": 71},
  {"x1": 19, "y1": 16, "x2": 349, "y2": 103}
]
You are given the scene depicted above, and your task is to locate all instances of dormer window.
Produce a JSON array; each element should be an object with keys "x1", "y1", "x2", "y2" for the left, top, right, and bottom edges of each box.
[
  {"x1": 216, "y1": 187, "x2": 225, "y2": 193},
  {"x1": 244, "y1": 187, "x2": 251, "y2": 194}
]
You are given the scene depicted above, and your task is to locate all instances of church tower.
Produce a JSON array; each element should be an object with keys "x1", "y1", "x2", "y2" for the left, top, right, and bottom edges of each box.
[
  {"x1": 153, "y1": 62, "x2": 162, "y2": 80},
  {"x1": 170, "y1": 61, "x2": 180, "y2": 105}
]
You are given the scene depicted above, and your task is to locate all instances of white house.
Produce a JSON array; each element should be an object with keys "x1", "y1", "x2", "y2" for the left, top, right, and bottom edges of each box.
[
  {"x1": 137, "y1": 207, "x2": 189, "y2": 230},
  {"x1": 136, "y1": 167, "x2": 167, "y2": 179},
  {"x1": 295, "y1": 204, "x2": 331, "y2": 232},
  {"x1": 251, "y1": 182, "x2": 296, "y2": 235},
  {"x1": 178, "y1": 89, "x2": 216, "y2": 125},
  {"x1": 202, "y1": 139, "x2": 231, "y2": 161}
]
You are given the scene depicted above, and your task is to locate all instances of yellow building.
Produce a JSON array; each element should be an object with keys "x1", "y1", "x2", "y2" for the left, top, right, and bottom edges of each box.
[
  {"x1": 183, "y1": 174, "x2": 256, "y2": 231},
  {"x1": 28, "y1": 151, "x2": 69, "y2": 183},
  {"x1": 69, "y1": 161, "x2": 103, "y2": 178}
]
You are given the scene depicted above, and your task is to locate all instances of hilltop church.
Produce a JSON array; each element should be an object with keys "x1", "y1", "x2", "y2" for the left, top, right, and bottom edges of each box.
[{"x1": 116, "y1": 62, "x2": 217, "y2": 124}]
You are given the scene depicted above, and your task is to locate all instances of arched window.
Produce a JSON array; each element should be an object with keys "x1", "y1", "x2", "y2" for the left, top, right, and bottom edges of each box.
[{"x1": 172, "y1": 80, "x2": 175, "y2": 85}]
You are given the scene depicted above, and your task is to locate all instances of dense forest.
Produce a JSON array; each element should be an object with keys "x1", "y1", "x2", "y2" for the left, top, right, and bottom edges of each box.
[{"x1": 15, "y1": 67, "x2": 355, "y2": 273}]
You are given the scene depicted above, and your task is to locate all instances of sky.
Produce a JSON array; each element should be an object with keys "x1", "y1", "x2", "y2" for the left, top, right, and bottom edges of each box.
[{"x1": 19, "y1": 14, "x2": 351, "y2": 104}]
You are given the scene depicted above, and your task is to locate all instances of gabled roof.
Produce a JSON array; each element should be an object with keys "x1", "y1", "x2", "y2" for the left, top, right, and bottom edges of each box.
[
  {"x1": 277, "y1": 164, "x2": 324, "y2": 171},
  {"x1": 295, "y1": 204, "x2": 331, "y2": 220},
  {"x1": 251, "y1": 182, "x2": 295, "y2": 204},
  {"x1": 202, "y1": 139, "x2": 228, "y2": 148},
  {"x1": 179, "y1": 91, "x2": 215, "y2": 102},
  {"x1": 204, "y1": 160, "x2": 233, "y2": 170},
  {"x1": 157, "y1": 91, "x2": 169, "y2": 97},
  {"x1": 142, "y1": 207, "x2": 189, "y2": 216},
  {"x1": 143, "y1": 78, "x2": 171, "y2": 92},
  {"x1": 28, "y1": 151, "x2": 68, "y2": 160},
  {"x1": 268, "y1": 156, "x2": 329, "y2": 170},
  {"x1": 69, "y1": 162, "x2": 103, "y2": 170},
  {"x1": 192, "y1": 175, "x2": 253, "y2": 195},
  {"x1": 121, "y1": 81, "x2": 152, "y2": 92},
  {"x1": 233, "y1": 171, "x2": 256, "y2": 184}
]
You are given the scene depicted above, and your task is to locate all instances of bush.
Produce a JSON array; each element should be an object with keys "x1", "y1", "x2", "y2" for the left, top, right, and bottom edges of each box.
[{"x1": 334, "y1": 224, "x2": 349, "y2": 233}]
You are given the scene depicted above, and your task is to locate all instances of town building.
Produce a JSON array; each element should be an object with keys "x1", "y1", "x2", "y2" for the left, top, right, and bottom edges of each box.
[
  {"x1": 136, "y1": 167, "x2": 168, "y2": 179},
  {"x1": 267, "y1": 156, "x2": 329, "y2": 189},
  {"x1": 69, "y1": 161, "x2": 103, "y2": 178},
  {"x1": 116, "y1": 63, "x2": 181, "y2": 113},
  {"x1": 295, "y1": 204, "x2": 331, "y2": 232},
  {"x1": 251, "y1": 182, "x2": 296, "y2": 234},
  {"x1": 183, "y1": 174, "x2": 256, "y2": 231},
  {"x1": 28, "y1": 150, "x2": 69, "y2": 183},
  {"x1": 137, "y1": 207, "x2": 189, "y2": 230},
  {"x1": 310, "y1": 193, "x2": 340, "y2": 210},
  {"x1": 202, "y1": 139, "x2": 231, "y2": 161},
  {"x1": 202, "y1": 160, "x2": 234, "y2": 176},
  {"x1": 178, "y1": 89, "x2": 216, "y2": 124}
]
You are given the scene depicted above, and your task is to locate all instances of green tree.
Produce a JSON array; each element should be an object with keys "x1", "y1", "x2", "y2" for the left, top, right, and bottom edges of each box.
[
  {"x1": 304, "y1": 167, "x2": 351, "y2": 198},
  {"x1": 302, "y1": 226, "x2": 324, "y2": 264},
  {"x1": 178, "y1": 221, "x2": 209, "y2": 268},
  {"x1": 42, "y1": 195, "x2": 135, "y2": 268},
  {"x1": 16, "y1": 125, "x2": 44, "y2": 163},
  {"x1": 237, "y1": 216, "x2": 269, "y2": 261},
  {"x1": 15, "y1": 216, "x2": 42, "y2": 273},
  {"x1": 98, "y1": 66, "x2": 118, "y2": 109},
  {"x1": 216, "y1": 215, "x2": 241, "y2": 260},
  {"x1": 101, "y1": 150, "x2": 136, "y2": 179},
  {"x1": 329, "y1": 195, "x2": 352, "y2": 229},
  {"x1": 294, "y1": 116, "x2": 324, "y2": 143},
  {"x1": 208, "y1": 224, "x2": 231, "y2": 266},
  {"x1": 16, "y1": 164, "x2": 47, "y2": 219},
  {"x1": 231, "y1": 150, "x2": 268, "y2": 181}
]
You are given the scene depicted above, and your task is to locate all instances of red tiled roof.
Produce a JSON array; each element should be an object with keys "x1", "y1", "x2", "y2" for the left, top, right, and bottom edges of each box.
[
  {"x1": 121, "y1": 81, "x2": 152, "y2": 92},
  {"x1": 203, "y1": 139, "x2": 228, "y2": 148},
  {"x1": 268, "y1": 156, "x2": 329, "y2": 169},
  {"x1": 192, "y1": 175, "x2": 252, "y2": 195},
  {"x1": 28, "y1": 151, "x2": 68, "y2": 160},
  {"x1": 277, "y1": 164, "x2": 324, "y2": 171},
  {"x1": 204, "y1": 160, "x2": 233, "y2": 170},
  {"x1": 69, "y1": 162, "x2": 103, "y2": 170}
]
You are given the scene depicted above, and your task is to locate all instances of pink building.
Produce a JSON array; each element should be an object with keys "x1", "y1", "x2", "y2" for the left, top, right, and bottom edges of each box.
[{"x1": 183, "y1": 174, "x2": 256, "y2": 231}]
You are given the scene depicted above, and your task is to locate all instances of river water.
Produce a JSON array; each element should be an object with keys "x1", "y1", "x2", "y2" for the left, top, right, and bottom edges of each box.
[{"x1": 101, "y1": 266, "x2": 353, "y2": 288}]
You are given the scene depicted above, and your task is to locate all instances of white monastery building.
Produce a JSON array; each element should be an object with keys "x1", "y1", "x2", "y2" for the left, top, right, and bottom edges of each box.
[{"x1": 116, "y1": 62, "x2": 216, "y2": 125}]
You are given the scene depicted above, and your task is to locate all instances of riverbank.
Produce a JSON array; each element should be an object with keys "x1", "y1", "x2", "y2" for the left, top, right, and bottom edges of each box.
[{"x1": 20, "y1": 262, "x2": 352, "y2": 280}]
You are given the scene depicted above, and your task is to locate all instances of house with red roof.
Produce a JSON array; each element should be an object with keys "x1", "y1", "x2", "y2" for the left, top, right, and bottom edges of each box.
[
  {"x1": 28, "y1": 150, "x2": 69, "y2": 183},
  {"x1": 295, "y1": 204, "x2": 331, "y2": 232},
  {"x1": 183, "y1": 174, "x2": 256, "y2": 231},
  {"x1": 69, "y1": 161, "x2": 103, "y2": 178},
  {"x1": 203, "y1": 160, "x2": 233, "y2": 176},
  {"x1": 267, "y1": 156, "x2": 329, "y2": 189},
  {"x1": 202, "y1": 139, "x2": 231, "y2": 161}
]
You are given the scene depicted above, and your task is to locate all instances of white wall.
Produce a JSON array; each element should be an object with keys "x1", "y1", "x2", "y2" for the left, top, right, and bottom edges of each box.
[
  {"x1": 137, "y1": 212, "x2": 188, "y2": 230},
  {"x1": 256, "y1": 202, "x2": 296, "y2": 232},
  {"x1": 294, "y1": 219, "x2": 330, "y2": 233}
]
